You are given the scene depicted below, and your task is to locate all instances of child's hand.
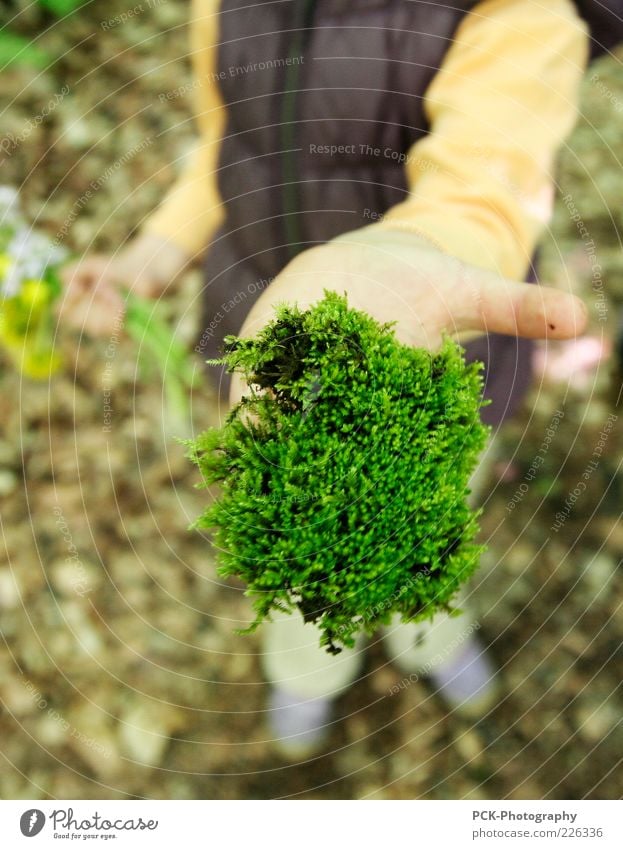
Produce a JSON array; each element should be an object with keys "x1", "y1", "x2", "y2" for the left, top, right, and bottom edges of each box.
[
  {"x1": 58, "y1": 233, "x2": 190, "y2": 337},
  {"x1": 230, "y1": 225, "x2": 587, "y2": 404}
]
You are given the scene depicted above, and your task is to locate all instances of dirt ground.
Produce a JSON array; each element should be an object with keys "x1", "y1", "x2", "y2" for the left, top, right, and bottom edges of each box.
[{"x1": 1, "y1": 0, "x2": 622, "y2": 799}]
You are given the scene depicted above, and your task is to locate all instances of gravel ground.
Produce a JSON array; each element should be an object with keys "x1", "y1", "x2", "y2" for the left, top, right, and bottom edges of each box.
[{"x1": 1, "y1": 0, "x2": 622, "y2": 799}]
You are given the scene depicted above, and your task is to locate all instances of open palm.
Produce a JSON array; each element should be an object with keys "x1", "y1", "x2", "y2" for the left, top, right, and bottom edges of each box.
[{"x1": 230, "y1": 225, "x2": 587, "y2": 403}]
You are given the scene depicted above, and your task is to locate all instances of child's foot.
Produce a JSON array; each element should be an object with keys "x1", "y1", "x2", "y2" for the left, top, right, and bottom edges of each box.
[
  {"x1": 429, "y1": 637, "x2": 499, "y2": 719},
  {"x1": 267, "y1": 686, "x2": 333, "y2": 759}
]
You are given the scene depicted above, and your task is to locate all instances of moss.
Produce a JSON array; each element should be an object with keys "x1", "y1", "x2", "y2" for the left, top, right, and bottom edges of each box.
[{"x1": 189, "y1": 292, "x2": 489, "y2": 653}]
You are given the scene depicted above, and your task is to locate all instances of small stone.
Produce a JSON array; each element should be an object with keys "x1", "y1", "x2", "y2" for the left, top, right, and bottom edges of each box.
[
  {"x1": 49, "y1": 558, "x2": 101, "y2": 598},
  {"x1": 576, "y1": 700, "x2": 620, "y2": 743},
  {"x1": 36, "y1": 713, "x2": 70, "y2": 747},
  {"x1": 504, "y1": 542, "x2": 535, "y2": 575},
  {"x1": 581, "y1": 553, "x2": 617, "y2": 596},
  {"x1": 0, "y1": 569, "x2": 21, "y2": 610},
  {"x1": 1, "y1": 677, "x2": 43, "y2": 716},
  {"x1": 0, "y1": 470, "x2": 17, "y2": 496},
  {"x1": 66, "y1": 704, "x2": 123, "y2": 779},
  {"x1": 59, "y1": 601, "x2": 104, "y2": 656},
  {"x1": 118, "y1": 702, "x2": 185, "y2": 768},
  {"x1": 61, "y1": 115, "x2": 104, "y2": 149},
  {"x1": 453, "y1": 729, "x2": 485, "y2": 765}
]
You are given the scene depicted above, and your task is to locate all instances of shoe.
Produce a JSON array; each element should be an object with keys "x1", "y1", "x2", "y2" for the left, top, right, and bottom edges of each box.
[
  {"x1": 267, "y1": 686, "x2": 333, "y2": 759},
  {"x1": 429, "y1": 636, "x2": 499, "y2": 719}
]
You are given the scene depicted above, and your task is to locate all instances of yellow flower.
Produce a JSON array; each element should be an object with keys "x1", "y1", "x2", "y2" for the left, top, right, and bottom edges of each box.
[
  {"x1": 0, "y1": 282, "x2": 62, "y2": 379},
  {"x1": 0, "y1": 254, "x2": 12, "y2": 281},
  {"x1": 20, "y1": 279, "x2": 50, "y2": 310},
  {"x1": 21, "y1": 348, "x2": 63, "y2": 379},
  {"x1": 0, "y1": 337, "x2": 62, "y2": 379}
]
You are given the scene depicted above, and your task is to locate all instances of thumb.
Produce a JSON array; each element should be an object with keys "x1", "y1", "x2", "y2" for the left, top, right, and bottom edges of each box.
[
  {"x1": 131, "y1": 275, "x2": 162, "y2": 298},
  {"x1": 61, "y1": 256, "x2": 111, "y2": 292},
  {"x1": 464, "y1": 270, "x2": 588, "y2": 340}
]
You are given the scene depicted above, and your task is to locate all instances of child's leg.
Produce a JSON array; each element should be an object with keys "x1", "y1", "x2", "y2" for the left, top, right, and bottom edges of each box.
[
  {"x1": 382, "y1": 435, "x2": 499, "y2": 716},
  {"x1": 381, "y1": 596, "x2": 497, "y2": 716},
  {"x1": 261, "y1": 612, "x2": 365, "y2": 755},
  {"x1": 262, "y1": 612, "x2": 365, "y2": 700},
  {"x1": 381, "y1": 592, "x2": 478, "y2": 675},
  {"x1": 262, "y1": 433, "x2": 499, "y2": 748}
]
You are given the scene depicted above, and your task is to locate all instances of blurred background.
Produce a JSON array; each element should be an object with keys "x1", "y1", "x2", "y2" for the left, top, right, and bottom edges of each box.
[{"x1": 1, "y1": 0, "x2": 622, "y2": 799}]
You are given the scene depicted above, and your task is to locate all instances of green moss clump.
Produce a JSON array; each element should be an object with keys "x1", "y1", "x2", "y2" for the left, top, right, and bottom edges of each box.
[{"x1": 189, "y1": 292, "x2": 489, "y2": 653}]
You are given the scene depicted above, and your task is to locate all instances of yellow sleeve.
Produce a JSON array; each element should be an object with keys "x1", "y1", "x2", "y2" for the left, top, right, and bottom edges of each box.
[
  {"x1": 142, "y1": 0, "x2": 225, "y2": 258},
  {"x1": 372, "y1": 0, "x2": 589, "y2": 279}
]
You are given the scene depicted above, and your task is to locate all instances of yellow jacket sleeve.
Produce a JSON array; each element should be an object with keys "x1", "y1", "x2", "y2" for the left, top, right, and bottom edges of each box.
[
  {"x1": 144, "y1": 0, "x2": 589, "y2": 278},
  {"x1": 142, "y1": 0, "x2": 224, "y2": 258},
  {"x1": 372, "y1": 0, "x2": 589, "y2": 279}
]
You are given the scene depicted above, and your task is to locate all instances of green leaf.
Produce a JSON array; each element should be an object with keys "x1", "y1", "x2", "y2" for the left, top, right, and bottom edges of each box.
[
  {"x1": 38, "y1": 0, "x2": 86, "y2": 17},
  {"x1": 124, "y1": 291, "x2": 197, "y2": 434},
  {"x1": 0, "y1": 31, "x2": 49, "y2": 68}
]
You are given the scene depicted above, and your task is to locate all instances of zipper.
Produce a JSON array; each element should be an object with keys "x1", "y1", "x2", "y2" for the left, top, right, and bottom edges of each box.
[{"x1": 280, "y1": 0, "x2": 318, "y2": 261}]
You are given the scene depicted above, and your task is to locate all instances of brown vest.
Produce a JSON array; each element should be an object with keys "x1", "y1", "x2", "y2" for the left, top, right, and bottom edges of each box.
[{"x1": 201, "y1": 0, "x2": 623, "y2": 420}]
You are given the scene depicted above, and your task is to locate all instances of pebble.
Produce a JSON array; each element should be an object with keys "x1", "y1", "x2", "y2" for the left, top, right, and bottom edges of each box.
[
  {"x1": 389, "y1": 751, "x2": 430, "y2": 784},
  {"x1": 504, "y1": 542, "x2": 535, "y2": 575},
  {"x1": 66, "y1": 704, "x2": 123, "y2": 780},
  {"x1": 118, "y1": 702, "x2": 184, "y2": 768},
  {"x1": 1, "y1": 678, "x2": 41, "y2": 717},
  {"x1": 49, "y1": 558, "x2": 102, "y2": 598},
  {"x1": 575, "y1": 700, "x2": 620, "y2": 743},
  {"x1": 59, "y1": 601, "x2": 104, "y2": 656},
  {"x1": 453, "y1": 729, "x2": 485, "y2": 765},
  {"x1": 61, "y1": 114, "x2": 108, "y2": 149},
  {"x1": 0, "y1": 569, "x2": 21, "y2": 610},
  {"x1": 0, "y1": 470, "x2": 17, "y2": 497},
  {"x1": 36, "y1": 713, "x2": 70, "y2": 747},
  {"x1": 581, "y1": 552, "x2": 617, "y2": 596}
]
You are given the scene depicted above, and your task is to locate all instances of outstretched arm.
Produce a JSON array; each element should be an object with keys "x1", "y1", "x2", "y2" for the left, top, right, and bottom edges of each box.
[{"x1": 230, "y1": 0, "x2": 590, "y2": 401}]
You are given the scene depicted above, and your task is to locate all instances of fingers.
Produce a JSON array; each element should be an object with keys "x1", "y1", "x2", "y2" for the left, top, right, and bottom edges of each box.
[
  {"x1": 464, "y1": 271, "x2": 588, "y2": 341},
  {"x1": 58, "y1": 256, "x2": 125, "y2": 337},
  {"x1": 58, "y1": 286, "x2": 125, "y2": 337},
  {"x1": 132, "y1": 274, "x2": 162, "y2": 299},
  {"x1": 62, "y1": 295, "x2": 125, "y2": 338},
  {"x1": 331, "y1": 229, "x2": 589, "y2": 343},
  {"x1": 61, "y1": 255, "x2": 112, "y2": 289}
]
